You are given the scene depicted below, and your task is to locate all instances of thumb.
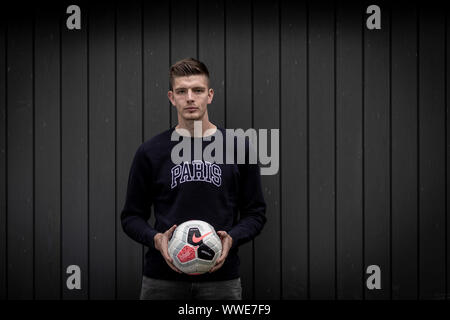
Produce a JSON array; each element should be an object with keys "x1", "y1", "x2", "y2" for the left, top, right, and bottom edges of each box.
[
  {"x1": 167, "y1": 224, "x2": 177, "y2": 236},
  {"x1": 160, "y1": 237, "x2": 173, "y2": 263},
  {"x1": 216, "y1": 231, "x2": 226, "y2": 238}
]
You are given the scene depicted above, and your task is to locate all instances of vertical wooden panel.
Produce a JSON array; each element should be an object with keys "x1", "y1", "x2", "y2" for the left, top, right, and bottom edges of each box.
[
  {"x1": 280, "y1": 0, "x2": 308, "y2": 299},
  {"x1": 391, "y1": 1, "x2": 418, "y2": 300},
  {"x1": 116, "y1": 1, "x2": 143, "y2": 300},
  {"x1": 336, "y1": 0, "x2": 363, "y2": 300},
  {"x1": 88, "y1": 1, "x2": 115, "y2": 300},
  {"x1": 419, "y1": 5, "x2": 446, "y2": 300},
  {"x1": 308, "y1": 0, "x2": 336, "y2": 299},
  {"x1": 34, "y1": 5, "x2": 61, "y2": 299},
  {"x1": 225, "y1": 0, "x2": 253, "y2": 300},
  {"x1": 61, "y1": 2, "x2": 88, "y2": 299},
  {"x1": 170, "y1": 0, "x2": 198, "y2": 127},
  {"x1": 143, "y1": 0, "x2": 171, "y2": 254},
  {"x1": 7, "y1": 13, "x2": 34, "y2": 300},
  {"x1": 363, "y1": 1, "x2": 391, "y2": 300},
  {"x1": 0, "y1": 14, "x2": 6, "y2": 301},
  {"x1": 143, "y1": 0, "x2": 170, "y2": 138},
  {"x1": 447, "y1": 8, "x2": 450, "y2": 302},
  {"x1": 198, "y1": 0, "x2": 225, "y2": 128},
  {"x1": 253, "y1": 0, "x2": 280, "y2": 299}
]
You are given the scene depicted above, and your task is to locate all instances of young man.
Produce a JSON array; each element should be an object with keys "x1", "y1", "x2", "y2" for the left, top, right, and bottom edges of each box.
[{"x1": 121, "y1": 58, "x2": 266, "y2": 300}]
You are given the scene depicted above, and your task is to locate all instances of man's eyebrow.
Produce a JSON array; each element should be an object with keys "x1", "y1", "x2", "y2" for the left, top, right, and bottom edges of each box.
[{"x1": 174, "y1": 86, "x2": 206, "y2": 91}]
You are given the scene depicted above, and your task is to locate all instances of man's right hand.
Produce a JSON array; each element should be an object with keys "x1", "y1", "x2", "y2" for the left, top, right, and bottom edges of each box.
[{"x1": 154, "y1": 225, "x2": 182, "y2": 274}]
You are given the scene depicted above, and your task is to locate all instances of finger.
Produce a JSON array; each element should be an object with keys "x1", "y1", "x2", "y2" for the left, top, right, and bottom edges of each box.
[
  {"x1": 210, "y1": 260, "x2": 224, "y2": 273},
  {"x1": 164, "y1": 252, "x2": 173, "y2": 264},
  {"x1": 166, "y1": 224, "x2": 177, "y2": 236},
  {"x1": 162, "y1": 247, "x2": 173, "y2": 264},
  {"x1": 216, "y1": 231, "x2": 227, "y2": 239},
  {"x1": 167, "y1": 260, "x2": 182, "y2": 273},
  {"x1": 159, "y1": 240, "x2": 173, "y2": 264},
  {"x1": 219, "y1": 243, "x2": 230, "y2": 257},
  {"x1": 162, "y1": 250, "x2": 180, "y2": 273},
  {"x1": 170, "y1": 263, "x2": 182, "y2": 274},
  {"x1": 223, "y1": 243, "x2": 232, "y2": 255},
  {"x1": 217, "y1": 231, "x2": 232, "y2": 249},
  {"x1": 215, "y1": 249, "x2": 228, "y2": 265},
  {"x1": 215, "y1": 255, "x2": 225, "y2": 266},
  {"x1": 171, "y1": 261, "x2": 183, "y2": 274}
]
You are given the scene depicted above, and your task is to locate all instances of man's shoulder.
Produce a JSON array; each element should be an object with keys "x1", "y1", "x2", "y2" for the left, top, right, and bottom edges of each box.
[{"x1": 140, "y1": 127, "x2": 175, "y2": 153}]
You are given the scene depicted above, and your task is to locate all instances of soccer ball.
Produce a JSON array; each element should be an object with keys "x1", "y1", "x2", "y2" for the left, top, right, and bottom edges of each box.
[{"x1": 168, "y1": 220, "x2": 222, "y2": 275}]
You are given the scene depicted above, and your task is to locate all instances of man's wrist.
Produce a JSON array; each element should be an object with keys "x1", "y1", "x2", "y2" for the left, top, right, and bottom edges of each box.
[
  {"x1": 227, "y1": 230, "x2": 238, "y2": 249},
  {"x1": 154, "y1": 233, "x2": 163, "y2": 250}
]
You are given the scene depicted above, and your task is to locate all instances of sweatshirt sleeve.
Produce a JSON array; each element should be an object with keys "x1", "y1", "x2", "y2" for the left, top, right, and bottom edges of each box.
[
  {"x1": 120, "y1": 144, "x2": 159, "y2": 249},
  {"x1": 228, "y1": 139, "x2": 267, "y2": 249}
]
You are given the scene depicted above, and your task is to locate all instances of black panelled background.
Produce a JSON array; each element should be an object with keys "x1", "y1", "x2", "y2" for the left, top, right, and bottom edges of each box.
[{"x1": 0, "y1": 0, "x2": 449, "y2": 300}]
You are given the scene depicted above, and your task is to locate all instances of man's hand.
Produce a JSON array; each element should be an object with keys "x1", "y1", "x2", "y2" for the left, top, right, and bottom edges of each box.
[
  {"x1": 154, "y1": 225, "x2": 182, "y2": 274},
  {"x1": 209, "y1": 231, "x2": 233, "y2": 273}
]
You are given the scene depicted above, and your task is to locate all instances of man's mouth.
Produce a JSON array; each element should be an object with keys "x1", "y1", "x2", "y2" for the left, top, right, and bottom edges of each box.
[{"x1": 185, "y1": 107, "x2": 198, "y2": 111}]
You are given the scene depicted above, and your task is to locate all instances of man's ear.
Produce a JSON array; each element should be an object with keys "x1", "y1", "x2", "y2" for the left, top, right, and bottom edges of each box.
[
  {"x1": 168, "y1": 90, "x2": 175, "y2": 106},
  {"x1": 207, "y1": 88, "x2": 214, "y2": 104}
]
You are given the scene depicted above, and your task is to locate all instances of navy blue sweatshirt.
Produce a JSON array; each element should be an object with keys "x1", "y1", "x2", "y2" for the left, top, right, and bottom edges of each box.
[{"x1": 121, "y1": 126, "x2": 266, "y2": 282}]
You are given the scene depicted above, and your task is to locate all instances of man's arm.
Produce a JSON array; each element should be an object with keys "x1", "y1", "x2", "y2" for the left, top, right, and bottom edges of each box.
[
  {"x1": 121, "y1": 146, "x2": 182, "y2": 273},
  {"x1": 228, "y1": 139, "x2": 267, "y2": 249},
  {"x1": 120, "y1": 144, "x2": 158, "y2": 249},
  {"x1": 211, "y1": 155, "x2": 266, "y2": 272}
]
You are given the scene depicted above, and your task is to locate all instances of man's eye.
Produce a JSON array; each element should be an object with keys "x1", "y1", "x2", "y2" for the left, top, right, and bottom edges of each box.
[{"x1": 177, "y1": 90, "x2": 185, "y2": 94}]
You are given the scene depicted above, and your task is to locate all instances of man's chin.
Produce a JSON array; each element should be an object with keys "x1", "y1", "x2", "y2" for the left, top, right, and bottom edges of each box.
[{"x1": 182, "y1": 113, "x2": 203, "y2": 121}]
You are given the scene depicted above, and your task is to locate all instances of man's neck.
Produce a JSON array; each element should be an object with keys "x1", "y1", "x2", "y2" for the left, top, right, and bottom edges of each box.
[{"x1": 176, "y1": 120, "x2": 217, "y2": 137}]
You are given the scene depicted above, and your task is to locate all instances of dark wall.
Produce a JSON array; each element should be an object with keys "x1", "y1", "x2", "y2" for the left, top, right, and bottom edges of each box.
[{"x1": 0, "y1": 0, "x2": 448, "y2": 300}]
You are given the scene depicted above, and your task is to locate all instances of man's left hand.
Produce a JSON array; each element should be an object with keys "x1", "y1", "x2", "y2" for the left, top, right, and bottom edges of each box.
[{"x1": 209, "y1": 231, "x2": 233, "y2": 273}]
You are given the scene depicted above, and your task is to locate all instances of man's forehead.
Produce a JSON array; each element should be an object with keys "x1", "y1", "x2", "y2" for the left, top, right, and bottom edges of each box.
[{"x1": 172, "y1": 75, "x2": 208, "y2": 89}]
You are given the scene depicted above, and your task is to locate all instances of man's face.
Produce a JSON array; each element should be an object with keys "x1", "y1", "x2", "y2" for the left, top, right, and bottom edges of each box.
[{"x1": 168, "y1": 75, "x2": 214, "y2": 122}]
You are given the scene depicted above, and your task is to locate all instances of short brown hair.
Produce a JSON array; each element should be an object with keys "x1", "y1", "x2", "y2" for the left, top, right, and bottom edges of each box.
[{"x1": 169, "y1": 58, "x2": 210, "y2": 90}]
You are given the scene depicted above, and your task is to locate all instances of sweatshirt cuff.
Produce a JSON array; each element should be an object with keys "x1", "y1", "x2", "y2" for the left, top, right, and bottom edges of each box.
[
  {"x1": 145, "y1": 228, "x2": 159, "y2": 249},
  {"x1": 227, "y1": 229, "x2": 240, "y2": 250}
]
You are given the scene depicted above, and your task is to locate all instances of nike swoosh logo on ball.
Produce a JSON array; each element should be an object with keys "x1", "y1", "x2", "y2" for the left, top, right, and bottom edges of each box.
[{"x1": 192, "y1": 231, "x2": 212, "y2": 244}]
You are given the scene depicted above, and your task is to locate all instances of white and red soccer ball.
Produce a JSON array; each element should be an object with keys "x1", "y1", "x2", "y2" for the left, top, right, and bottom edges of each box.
[{"x1": 168, "y1": 220, "x2": 222, "y2": 275}]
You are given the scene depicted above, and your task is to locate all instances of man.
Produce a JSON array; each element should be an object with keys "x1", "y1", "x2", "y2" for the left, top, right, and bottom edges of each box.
[{"x1": 121, "y1": 58, "x2": 266, "y2": 300}]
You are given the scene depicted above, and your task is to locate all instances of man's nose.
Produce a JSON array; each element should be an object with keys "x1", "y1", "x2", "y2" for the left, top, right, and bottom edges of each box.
[{"x1": 187, "y1": 89, "x2": 194, "y2": 100}]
